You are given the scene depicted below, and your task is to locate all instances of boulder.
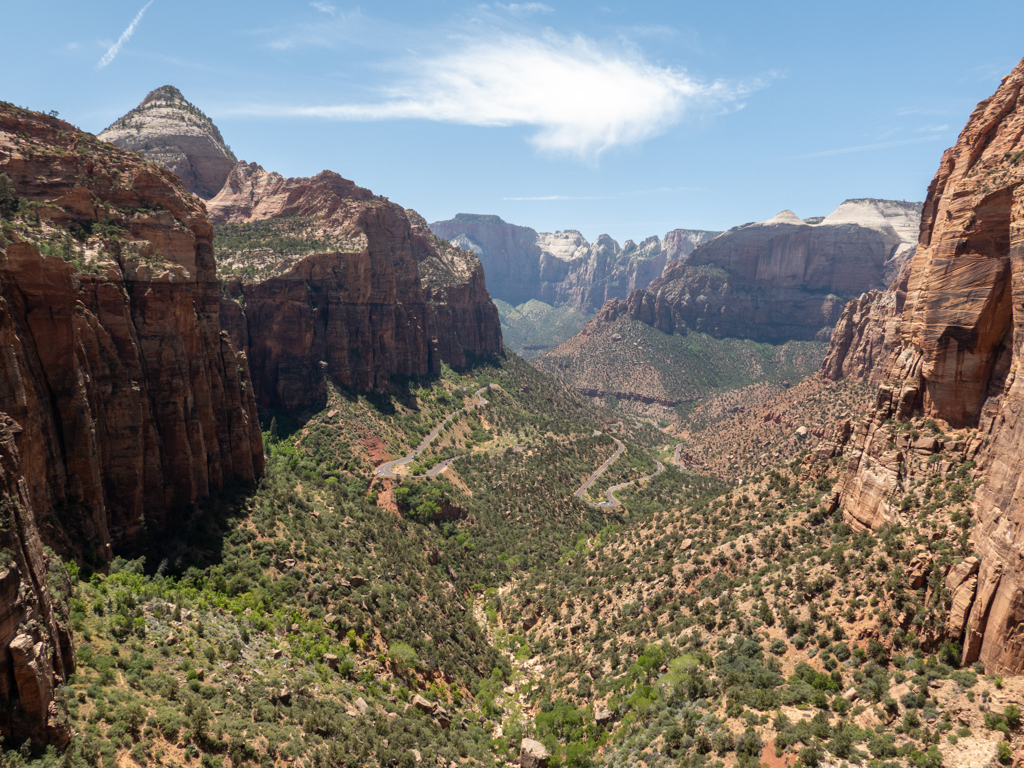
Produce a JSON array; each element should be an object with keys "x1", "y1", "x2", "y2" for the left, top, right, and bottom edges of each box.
[{"x1": 519, "y1": 738, "x2": 551, "y2": 768}]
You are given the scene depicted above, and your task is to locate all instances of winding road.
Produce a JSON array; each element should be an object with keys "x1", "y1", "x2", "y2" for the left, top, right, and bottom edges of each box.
[
  {"x1": 374, "y1": 386, "x2": 493, "y2": 479},
  {"x1": 573, "y1": 437, "x2": 665, "y2": 509},
  {"x1": 373, "y1": 385, "x2": 669, "y2": 507}
]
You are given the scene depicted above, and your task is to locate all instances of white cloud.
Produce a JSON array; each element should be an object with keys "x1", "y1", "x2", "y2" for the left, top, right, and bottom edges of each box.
[
  {"x1": 96, "y1": 1, "x2": 154, "y2": 69},
  {"x1": 310, "y1": 2, "x2": 336, "y2": 15},
  {"x1": 239, "y1": 33, "x2": 759, "y2": 157}
]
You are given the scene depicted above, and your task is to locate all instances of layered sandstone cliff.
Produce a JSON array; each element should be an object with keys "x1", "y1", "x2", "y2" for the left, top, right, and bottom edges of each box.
[
  {"x1": 827, "y1": 58, "x2": 1024, "y2": 673},
  {"x1": 596, "y1": 199, "x2": 921, "y2": 343},
  {"x1": 0, "y1": 418, "x2": 74, "y2": 748},
  {"x1": 0, "y1": 103, "x2": 263, "y2": 555},
  {"x1": 430, "y1": 213, "x2": 719, "y2": 314},
  {"x1": 98, "y1": 86, "x2": 237, "y2": 199},
  {"x1": 211, "y1": 164, "x2": 503, "y2": 409}
]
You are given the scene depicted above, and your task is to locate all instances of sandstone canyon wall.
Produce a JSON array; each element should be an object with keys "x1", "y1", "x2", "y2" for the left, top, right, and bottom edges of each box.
[
  {"x1": 98, "y1": 86, "x2": 237, "y2": 200},
  {"x1": 593, "y1": 199, "x2": 921, "y2": 343},
  {"x1": 429, "y1": 213, "x2": 720, "y2": 314},
  {"x1": 1, "y1": 103, "x2": 263, "y2": 553},
  {"x1": 824, "y1": 57, "x2": 1024, "y2": 674},
  {"x1": 211, "y1": 164, "x2": 503, "y2": 411},
  {"x1": 0, "y1": 103, "x2": 264, "y2": 744}
]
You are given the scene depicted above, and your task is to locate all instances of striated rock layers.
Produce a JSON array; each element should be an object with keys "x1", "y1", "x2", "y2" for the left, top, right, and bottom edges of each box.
[
  {"x1": 211, "y1": 163, "x2": 503, "y2": 410},
  {"x1": 0, "y1": 103, "x2": 264, "y2": 558},
  {"x1": 98, "y1": 85, "x2": 237, "y2": 199},
  {"x1": 429, "y1": 213, "x2": 720, "y2": 313},
  {"x1": 826, "y1": 57, "x2": 1024, "y2": 673},
  {"x1": 0, "y1": 417, "x2": 75, "y2": 748},
  {"x1": 595, "y1": 199, "x2": 921, "y2": 342}
]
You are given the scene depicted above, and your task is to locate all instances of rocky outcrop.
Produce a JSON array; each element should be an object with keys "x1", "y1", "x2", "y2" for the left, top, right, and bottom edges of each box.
[
  {"x1": 98, "y1": 86, "x2": 237, "y2": 199},
  {"x1": 830, "y1": 58, "x2": 1024, "y2": 673},
  {"x1": 429, "y1": 213, "x2": 719, "y2": 314},
  {"x1": 820, "y1": 277, "x2": 908, "y2": 383},
  {"x1": 211, "y1": 164, "x2": 503, "y2": 409},
  {"x1": 0, "y1": 103, "x2": 263, "y2": 556},
  {"x1": 0, "y1": 417, "x2": 74, "y2": 749},
  {"x1": 597, "y1": 199, "x2": 921, "y2": 343}
]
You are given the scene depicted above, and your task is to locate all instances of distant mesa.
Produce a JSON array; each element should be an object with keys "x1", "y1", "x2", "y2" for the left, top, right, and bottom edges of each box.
[
  {"x1": 593, "y1": 197, "x2": 923, "y2": 343},
  {"x1": 98, "y1": 85, "x2": 237, "y2": 199}
]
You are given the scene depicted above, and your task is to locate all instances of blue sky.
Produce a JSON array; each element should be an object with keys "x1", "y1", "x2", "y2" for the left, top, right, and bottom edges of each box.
[{"x1": 4, "y1": 1, "x2": 1024, "y2": 243}]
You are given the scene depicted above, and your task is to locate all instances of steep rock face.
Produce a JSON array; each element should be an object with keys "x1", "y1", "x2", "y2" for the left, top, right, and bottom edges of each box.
[
  {"x1": 98, "y1": 86, "x2": 237, "y2": 199},
  {"x1": 595, "y1": 199, "x2": 921, "y2": 342},
  {"x1": 429, "y1": 213, "x2": 719, "y2": 314},
  {"x1": 0, "y1": 104, "x2": 263, "y2": 557},
  {"x1": 820, "y1": 275, "x2": 909, "y2": 384},
  {"x1": 211, "y1": 164, "x2": 502, "y2": 409},
  {"x1": 0, "y1": 418, "x2": 74, "y2": 748},
  {"x1": 831, "y1": 58, "x2": 1024, "y2": 673}
]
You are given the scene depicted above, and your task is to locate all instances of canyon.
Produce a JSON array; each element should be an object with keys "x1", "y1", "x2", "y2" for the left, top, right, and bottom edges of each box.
[
  {"x1": 824, "y1": 58, "x2": 1024, "y2": 673},
  {"x1": 211, "y1": 162, "x2": 503, "y2": 411},
  {"x1": 0, "y1": 103, "x2": 263, "y2": 745},
  {"x1": 430, "y1": 213, "x2": 719, "y2": 314}
]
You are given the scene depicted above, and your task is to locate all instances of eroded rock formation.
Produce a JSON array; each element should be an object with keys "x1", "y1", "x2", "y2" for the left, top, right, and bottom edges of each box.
[
  {"x1": 98, "y1": 86, "x2": 237, "y2": 199},
  {"x1": 0, "y1": 418, "x2": 74, "y2": 748},
  {"x1": 211, "y1": 163, "x2": 503, "y2": 409},
  {"x1": 827, "y1": 58, "x2": 1024, "y2": 673},
  {"x1": 0, "y1": 103, "x2": 263, "y2": 557},
  {"x1": 596, "y1": 199, "x2": 922, "y2": 342},
  {"x1": 429, "y1": 213, "x2": 719, "y2": 314}
]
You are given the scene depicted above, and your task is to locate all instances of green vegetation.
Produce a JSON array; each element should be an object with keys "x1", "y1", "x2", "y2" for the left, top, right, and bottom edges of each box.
[
  {"x1": 493, "y1": 299, "x2": 590, "y2": 359},
  {"x1": 535, "y1": 315, "x2": 827, "y2": 406},
  {"x1": 214, "y1": 217, "x2": 360, "y2": 279}
]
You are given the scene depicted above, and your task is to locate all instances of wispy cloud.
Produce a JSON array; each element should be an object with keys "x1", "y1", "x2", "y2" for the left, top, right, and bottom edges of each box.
[
  {"x1": 794, "y1": 135, "x2": 944, "y2": 160},
  {"x1": 310, "y1": 1, "x2": 336, "y2": 15},
  {"x1": 96, "y1": 1, "x2": 154, "y2": 69},
  {"x1": 493, "y1": 2, "x2": 554, "y2": 16},
  {"x1": 235, "y1": 32, "x2": 762, "y2": 157}
]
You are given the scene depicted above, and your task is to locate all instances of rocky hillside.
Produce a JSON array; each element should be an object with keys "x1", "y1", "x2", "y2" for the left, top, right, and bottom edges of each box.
[
  {"x1": 597, "y1": 198, "x2": 922, "y2": 343},
  {"x1": 430, "y1": 213, "x2": 719, "y2": 314},
  {"x1": 211, "y1": 163, "x2": 503, "y2": 410},
  {"x1": 98, "y1": 86, "x2": 237, "y2": 199},
  {"x1": 823, "y1": 57, "x2": 1024, "y2": 675},
  {"x1": 0, "y1": 101, "x2": 264, "y2": 745}
]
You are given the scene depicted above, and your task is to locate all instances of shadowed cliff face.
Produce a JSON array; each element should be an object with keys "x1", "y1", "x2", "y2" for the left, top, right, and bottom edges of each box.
[
  {"x1": 0, "y1": 104, "x2": 264, "y2": 556},
  {"x1": 0, "y1": 418, "x2": 75, "y2": 749},
  {"x1": 211, "y1": 163, "x2": 503, "y2": 410},
  {"x1": 828, "y1": 57, "x2": 1024, "y2": 674},
  {"x1": 0, "y1": 104, "x2": 264, "y2": 746}
]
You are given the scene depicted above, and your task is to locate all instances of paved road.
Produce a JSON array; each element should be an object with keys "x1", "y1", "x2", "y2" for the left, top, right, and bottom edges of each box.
[
  {"x1": 574, "y1": 438, "x2": 626, "y2": 500},
  {"x1": 375, "y1": 386, "x2": 665, "y2": 507},
  {"x1": 374, "y1": 386, "x2": 493, "y2": 479},
  {"x1": 575, "y1": 439, "x2": 666, "y2": 509}
]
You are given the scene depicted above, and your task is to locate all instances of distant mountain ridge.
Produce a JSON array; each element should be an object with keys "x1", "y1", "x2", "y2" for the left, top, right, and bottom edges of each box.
[
  {"x1": 595, "y1": 197, "x2": 922, "y2": 343},
  {"x1": 430, "y1": 213, "x2": 720, "y2": 314}
]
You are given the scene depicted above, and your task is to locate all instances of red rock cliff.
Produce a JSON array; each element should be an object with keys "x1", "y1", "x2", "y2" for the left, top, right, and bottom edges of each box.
[
  {"x1": 0, "y1": 103, "x2": 264, "y2": 558},
  {"x1": 0, "y1": 417, "x2": 75, "y2": 748},
  {"x1": 831, "y1": 58, "x2": 1024, "y2": 673},
  {"x1": 211, "y1": 163, "x2": 503, "y2": 409}
]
